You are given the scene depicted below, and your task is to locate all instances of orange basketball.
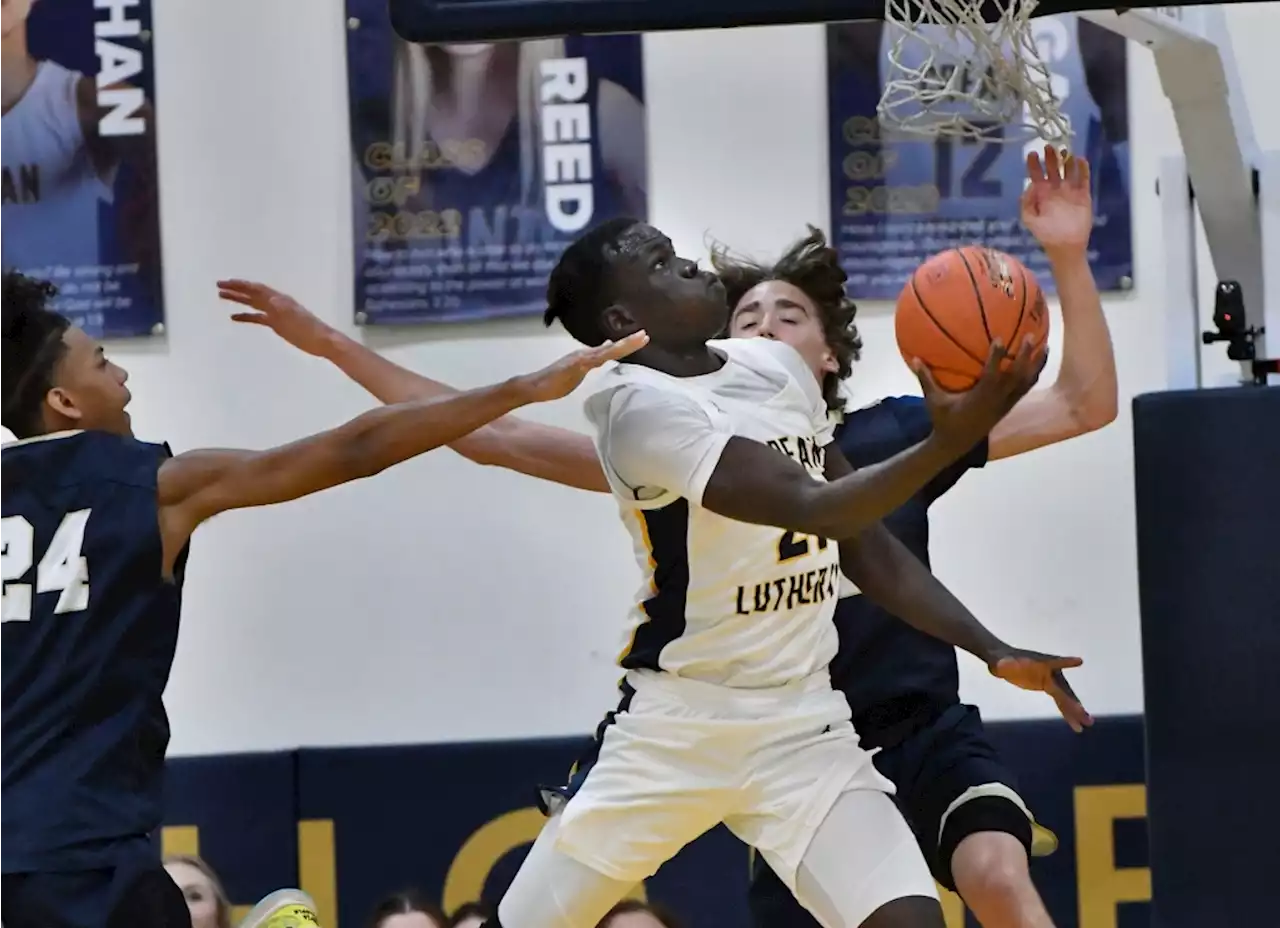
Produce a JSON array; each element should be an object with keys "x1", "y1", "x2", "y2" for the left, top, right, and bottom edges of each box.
[{"x1": 894, "y1": 246, "x2": 1049, "y2": 391}]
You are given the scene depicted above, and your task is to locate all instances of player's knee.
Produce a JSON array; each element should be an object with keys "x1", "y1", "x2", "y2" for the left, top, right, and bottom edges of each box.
[
  {"x1": 950, "y1": 830, "x2": 1033, "y2": 902},
  {"x1": 939, "y1": 796, "x2": 1032, "y2": 891}
]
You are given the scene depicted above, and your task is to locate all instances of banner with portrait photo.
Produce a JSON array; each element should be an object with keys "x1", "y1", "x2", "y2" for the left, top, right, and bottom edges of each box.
[
  {"x1": 826, "y1": 18, "x2": 1132, "y2": 299},
  {"x1": 1, "y1": 0, "x2": 164, "y2": 338},
  {"x1": 345, "y1": 1, "x2": 648, "y2": 325}
]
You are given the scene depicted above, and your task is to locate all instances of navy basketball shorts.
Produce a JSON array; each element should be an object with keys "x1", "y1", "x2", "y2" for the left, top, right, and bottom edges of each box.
[
  {"x1": 749, "y1": 703, "x2": 1051, "y2": 928},
  {"x1": 1, "y1": 857, "x2": 190, "y2": 928}
]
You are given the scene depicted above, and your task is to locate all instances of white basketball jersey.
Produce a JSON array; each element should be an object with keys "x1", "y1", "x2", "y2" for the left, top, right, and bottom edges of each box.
[
  {"x1": 2, "y1": 60, "x2": 109, "y2": 271},
  {"x1": 584, "y1": 338, "x2": 844, "y2": 689}
]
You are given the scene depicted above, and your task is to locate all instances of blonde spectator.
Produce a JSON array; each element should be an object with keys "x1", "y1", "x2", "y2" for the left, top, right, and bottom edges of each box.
[{"x1": 162, "y1": 855, "x2": 232, "y2": 928}]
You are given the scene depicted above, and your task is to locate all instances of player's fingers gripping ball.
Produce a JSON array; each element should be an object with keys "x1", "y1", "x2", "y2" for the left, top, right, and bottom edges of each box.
[{"x1": 895, "y1": 246, "x2": 1049, "y2": 391}]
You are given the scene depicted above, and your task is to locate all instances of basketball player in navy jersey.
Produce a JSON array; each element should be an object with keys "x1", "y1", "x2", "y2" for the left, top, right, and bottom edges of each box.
[
  {"x1": 231, "y1": 146, "x2": 1106, "y2": 927},
  {"x1": 0, "y1": 271, "x2": 644, "y2": 928},
  {"x1": 1, "y1": 0, "x2": 160, "y2": 279},
  {"x1": 725, "y1": 148, "x2": 1113, "y2": 928}
]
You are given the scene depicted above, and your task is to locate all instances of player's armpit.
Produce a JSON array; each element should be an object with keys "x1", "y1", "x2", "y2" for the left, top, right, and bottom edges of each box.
[{"x1": 700, "y1": 434, "x2": 957, "y2": 538}]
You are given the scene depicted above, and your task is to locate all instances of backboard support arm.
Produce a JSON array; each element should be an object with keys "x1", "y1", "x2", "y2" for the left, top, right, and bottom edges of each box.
[{"x1": 1077, "y1": 6, "x2": 1275, "y2": 384}]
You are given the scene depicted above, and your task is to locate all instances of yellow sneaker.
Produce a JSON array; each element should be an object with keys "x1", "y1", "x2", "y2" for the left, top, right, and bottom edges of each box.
[{"x1": 238, "y1": 889, "x2": 320, "y2": 928}]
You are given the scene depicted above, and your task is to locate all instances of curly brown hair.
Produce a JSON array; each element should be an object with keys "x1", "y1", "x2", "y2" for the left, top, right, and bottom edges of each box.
[{"x1": 710, "y1": 226, "x2": 862, "y2": 411}]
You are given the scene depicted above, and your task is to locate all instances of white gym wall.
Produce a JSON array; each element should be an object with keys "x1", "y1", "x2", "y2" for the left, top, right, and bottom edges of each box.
[{"x1": 99, "y1": 0, "x2": 1278, "y2": 755}]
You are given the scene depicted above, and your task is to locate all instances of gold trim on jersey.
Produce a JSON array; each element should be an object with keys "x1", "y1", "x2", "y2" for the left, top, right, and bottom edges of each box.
[{"x1": 616, "y1": 508, "x2": 659, "y2": 665}]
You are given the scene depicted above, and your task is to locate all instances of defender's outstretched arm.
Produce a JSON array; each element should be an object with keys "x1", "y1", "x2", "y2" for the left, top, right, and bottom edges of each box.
[
  {"x1": 219, "y1": 280, "x2": 610, "y2": 493},
  {"x1": 153, "y1": 333, "x2": 646, "y2": 574}
]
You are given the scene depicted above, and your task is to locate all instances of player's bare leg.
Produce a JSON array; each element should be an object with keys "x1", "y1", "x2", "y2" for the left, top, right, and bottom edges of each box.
[{"x1": 950, "y1": 832, "x2": 1054, "y2": 928}]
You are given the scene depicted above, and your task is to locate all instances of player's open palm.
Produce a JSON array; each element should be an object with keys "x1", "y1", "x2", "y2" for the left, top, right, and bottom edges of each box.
[
  {"x1": 990, "y1": 648, "x2": 1094, "y2": 733},
  {"x1": 519, "y1": 332, "x2": 650, "y2": 403},
  {"x1": 218, "y1": 279, "x2": 336, "y2": 357},
  {"x1": 1021, "y1": 145, "x2": 1093, "y2": 254}
]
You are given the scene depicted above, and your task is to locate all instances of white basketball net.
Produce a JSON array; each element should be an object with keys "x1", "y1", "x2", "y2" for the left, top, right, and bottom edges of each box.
[{"x1": 879, "y1": 0, "x2": 1072, "y2": 145}]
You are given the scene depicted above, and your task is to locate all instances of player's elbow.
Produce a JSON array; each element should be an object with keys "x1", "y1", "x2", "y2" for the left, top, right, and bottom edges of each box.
[
  {"x1": 1069, "y1": 382, "x2": 1119, "y2": 435},
  {"x1": 339, "y1": 430, "x2": 401, "y2": 483}
]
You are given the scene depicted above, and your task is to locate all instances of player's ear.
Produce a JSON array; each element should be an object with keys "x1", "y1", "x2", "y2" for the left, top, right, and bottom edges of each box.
[
  {"x1": 45, "y1": 387, "x2": 81, "y2": 423},
  {"x1": 821, "y1": 349, "x2": 839, "y2": 374},
  {"x1": 601, "y1": 302, "x2": 640, "y2": 340}
]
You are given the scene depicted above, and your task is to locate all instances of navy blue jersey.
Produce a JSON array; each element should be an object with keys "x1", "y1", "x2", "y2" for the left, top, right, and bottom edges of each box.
[
  {"x1": 831, "y1": 397, "x2": 988, "y2": 748},
  {"x1": 2, "y1": 430, "x2": 184, "y2": 872}
]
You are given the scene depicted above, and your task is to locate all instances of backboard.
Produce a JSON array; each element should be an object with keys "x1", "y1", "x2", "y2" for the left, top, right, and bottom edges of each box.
[{"x1": 387, "y1": 0, "x2": 1218, "y2": 43}]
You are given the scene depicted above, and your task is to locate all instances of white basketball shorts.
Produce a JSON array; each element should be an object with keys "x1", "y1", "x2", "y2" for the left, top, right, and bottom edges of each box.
[{"x1": 552, "y1": 668, "x2": 899, "y2": 890}]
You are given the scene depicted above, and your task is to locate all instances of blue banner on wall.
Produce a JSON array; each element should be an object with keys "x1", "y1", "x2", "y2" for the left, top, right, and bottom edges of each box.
[
  {"x1": 345, "y1": 1, "x2": 648, "y2": 325},
  {"x1": 1, "y1": 0, "x2": 165, "y2": 339},
  {"x1": 164, "y1": 716, "x2": 1152, "y2": 928},
  {"x1": 826, "y1": 18, "x2": 1132, "y2": 300}
]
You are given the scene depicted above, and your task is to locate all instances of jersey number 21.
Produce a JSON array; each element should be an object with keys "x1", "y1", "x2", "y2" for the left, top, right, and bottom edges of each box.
[{"x1": 1, "y1": 511, "x2": 92, "y2": 623}]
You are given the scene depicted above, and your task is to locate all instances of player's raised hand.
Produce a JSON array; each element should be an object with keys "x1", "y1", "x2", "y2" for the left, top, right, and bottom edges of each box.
[
  {"x1": 218, "y1": 279, "x2": 337, "y2": 358},
  {"x1": 517, "y1": 332, "x2": 650, "y2": 403},
  {"x1": 989, "y1": 647, "x2": 1093, "y2": 733},
  {"x1": 915, "y1": 336, "x2": 1048, "y2": 452},
  {"x1": 1021, "y1": 145, "x2": 1093, "y2": 256}
]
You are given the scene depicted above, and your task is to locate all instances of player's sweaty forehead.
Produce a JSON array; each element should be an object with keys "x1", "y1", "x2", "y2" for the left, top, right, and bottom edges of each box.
[{"x1": 607, "y1": 223, "x2": 672, "y2": 263}]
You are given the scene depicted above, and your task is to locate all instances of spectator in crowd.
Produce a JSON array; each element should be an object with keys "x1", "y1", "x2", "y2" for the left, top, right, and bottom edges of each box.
[
  {"x1": 448, "y1": 900, "x2": 494, "y2": 928},
  {"x1": 598, "y1": 900, "x2": 684, "y2": 928},
  {"x1": 366, "y1": 889, "x2": 448, "y2": 928},
  {"x1": 162, "y1": 855, "x2": 232, "y2": 928}
]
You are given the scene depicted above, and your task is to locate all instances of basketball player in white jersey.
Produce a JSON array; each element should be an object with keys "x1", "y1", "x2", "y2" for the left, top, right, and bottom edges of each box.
[
  {"x1": 1, "y1": 0, "x2": 157, "y2": 273},
  {"x1": 320, "y1": 216, "x2": 1070, "y2": 928}
]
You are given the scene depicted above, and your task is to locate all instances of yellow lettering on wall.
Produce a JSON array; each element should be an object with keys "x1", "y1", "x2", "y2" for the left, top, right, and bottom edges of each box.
[
  {"x1": 299, "y1": 819, "x2": 339, "y2": 928},
  {"x1": 161, "y1": 825, "x2": 200, "y2": 858},
  {"x1": 1075, "y1": 784, "x2": 1150, "y2": 928},
  {"x1": 444, "y1": 808, "x2": 644, "y2": 913},
  {"x1": 937, "y1": 883, "x2": 966, "y2": 928}
]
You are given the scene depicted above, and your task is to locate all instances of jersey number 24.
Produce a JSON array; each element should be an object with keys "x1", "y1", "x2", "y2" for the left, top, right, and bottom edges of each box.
[{"x1": 1, "y1": 511, "x2": 92, "y2": 623}]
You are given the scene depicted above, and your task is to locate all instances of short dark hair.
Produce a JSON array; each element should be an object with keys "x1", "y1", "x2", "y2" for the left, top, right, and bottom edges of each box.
[
  {"x1": 447, "y1": 900, "x2": 493, "y2": 925},
  {"x1": 544, "y1": 217, "x2": 639, "y2": 346},
  {"x1": 711, "y1": 226, "x2": 863, "y2": 411},
  {"x1": 364, "y1": 889, "x2": 447, "y2": 928},
  {"x1": 598, "y1": 899, "x2": 684, "y2": 928},
  {"x1": 2, "y1": 270, "x2": 70, "y2": 439}
]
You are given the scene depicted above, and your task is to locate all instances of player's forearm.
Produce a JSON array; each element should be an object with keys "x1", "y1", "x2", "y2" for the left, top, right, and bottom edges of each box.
[
  {"x1": 840, "y1": 523, "x2": 1007, "y2": 664},
  {"x1": 321, "y1": 329, "x2": 455, "y2": 407},
  {"x1": 1047, "y1": 250, "x2": 1118, "y2": 428},
  {"x1": 181, "y1": 378, "x2": 538, "y2": 521},
  {"x1": 331, "y1": 377, "x2": 540, "y2": 483},
  {"x1": 706, "y1": 434, "x2": 964, "y2": 539},
  {"x1": 803, "y1": 435, "x2": 963, "y2": 537},
  {"x1": 472, "y1": 419, "x2": 611, "y2": 492}
]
